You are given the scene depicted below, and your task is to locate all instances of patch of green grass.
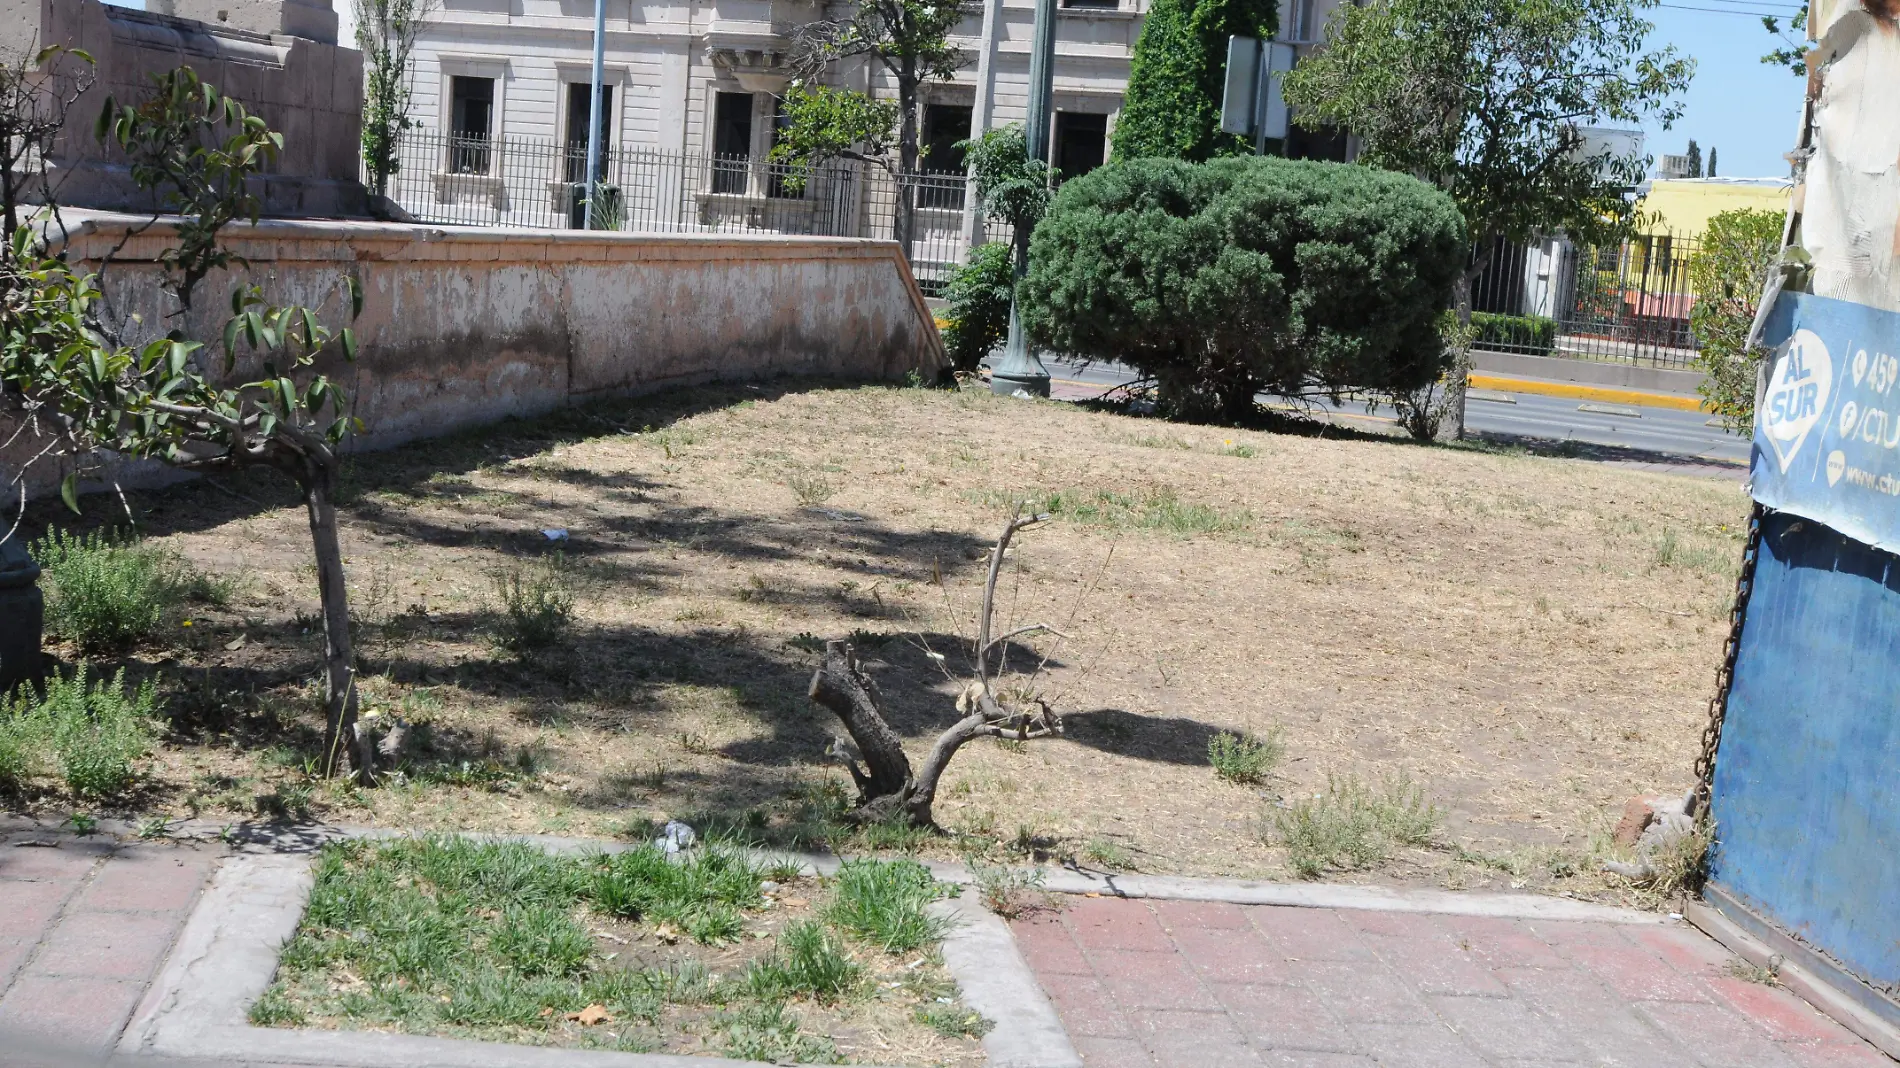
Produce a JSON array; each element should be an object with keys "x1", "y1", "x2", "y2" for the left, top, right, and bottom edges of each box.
[
  {"x1": 33, "y1": 527, "x2": 189, "y2": 651},
  {"x1": 1082, "y1": 836, "x2": 1133, "y2": 870},
  {"x1": 1034, "y1": 487, "x2": 1252, "y2": 537},
  {"x1": 915, "y1": 1001, "x2": 994, "y2": 1039},
  {"x1": 590, "y1": 843, "x2": 763, "y2": 942},
  {"x1": 740, "y1": 919, "x2": 864, "y2": 1003},
  {"x1": 247, "y1": 986, "x2": 306, "y2": 1027},
  {"x1": 1272, "y1": 773, "x2": 1444, "y2": 879},
  {"x1": 1208, "y1": 728, "x2": 1284, "y2": 785},
  {"x1": 717, "y1": 1000, "x2": 841, "y2": 1063},
  {"x1": 824, "y1": 858, "x2": 953, "y2": 953},
  {"x1": 1654, "y1": 530, "x2": 1735, "y2": 577},
  {"x1": 491, "y1": 554, "x2": 577, "y2": 651}
]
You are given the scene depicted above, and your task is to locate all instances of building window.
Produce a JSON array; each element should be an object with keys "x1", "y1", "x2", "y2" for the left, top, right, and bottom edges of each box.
[
  {"x1": 767, "y1": 98, "x2": 799, "y2": 199},
  {"x1": 711, "y1": 91, "x2": 753, "y2": 194},
  {"x1": 1053, "y1": 111, "x2": 1108, "y2": 182},
  {"x1": 919, "y1": 103, "x2": 971, "y2": 209},
  {"x1": 563, "y1": 82, "x2": 614, "y2": 184},
  {"x1": 1061, "y1": 0, "x2": 1120, "y2": 8},
  {"x1": 449, "y1": 75, "x2": 494, "y2": 174}
]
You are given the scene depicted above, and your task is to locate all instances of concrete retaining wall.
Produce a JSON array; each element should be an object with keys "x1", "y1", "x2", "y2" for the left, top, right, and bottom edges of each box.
[{"x1": 52, "y1": 214, "x2": 945, "y2": 458}]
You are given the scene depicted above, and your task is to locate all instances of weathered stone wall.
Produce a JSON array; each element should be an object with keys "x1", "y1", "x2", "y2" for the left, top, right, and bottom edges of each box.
[
  {"x1": 23, "y1": 215, "x2": 945, "y2": 492},
  {"x1": 0, "y1": 0, "x2": 365, "y2": 216}
]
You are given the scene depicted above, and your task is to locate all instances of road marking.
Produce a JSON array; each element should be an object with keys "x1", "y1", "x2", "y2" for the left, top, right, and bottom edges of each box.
[
  {"x1": 1467, "y1": 373, "x2": 1706, "y2": 412},
  {"x1": 1578, "y1": 402, "x2": 1642, "y2": 418},
  {"x1": 1468, "y1": 389, "x2": 1518, "y2": 404}
]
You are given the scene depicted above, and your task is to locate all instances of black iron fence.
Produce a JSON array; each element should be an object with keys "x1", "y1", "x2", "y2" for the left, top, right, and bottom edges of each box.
[
  {"x1": 374, "y1": 129, "x2": 1008, "y2": 294},
  {"x1": 1468, "y1": 232, "x2": 1704, "y2": 368}
]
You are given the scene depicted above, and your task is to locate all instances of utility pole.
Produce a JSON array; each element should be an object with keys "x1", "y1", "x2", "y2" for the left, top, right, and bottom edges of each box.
[
  {"x1": 989, "y1": 0, "x2": 1057, "y2": 398},
  {"x1": 582, "y1": 0, "x2": 607, "y2": 229},
  {"x1": 961, "y1": 0, "x2": 1007, "y2": 252}
]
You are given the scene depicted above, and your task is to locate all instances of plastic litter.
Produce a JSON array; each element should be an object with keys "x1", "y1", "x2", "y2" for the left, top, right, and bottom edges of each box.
[
  {"x1": 541, "y1": 528, "x2": 569, "y2": 542},
  {"x1": 654, "y1": 820, "x2": 698, "y2": 854}
]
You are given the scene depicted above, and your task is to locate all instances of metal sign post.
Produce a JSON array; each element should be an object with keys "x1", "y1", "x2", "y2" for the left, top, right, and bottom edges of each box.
[{"x1": 1219, "y1": 36, "x2": 1295, "y2": 152}]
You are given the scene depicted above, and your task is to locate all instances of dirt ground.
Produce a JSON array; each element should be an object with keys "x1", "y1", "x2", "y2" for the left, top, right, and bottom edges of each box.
[{"x1": 11, "y1": 380, "x2": 1751, "y2": 899}]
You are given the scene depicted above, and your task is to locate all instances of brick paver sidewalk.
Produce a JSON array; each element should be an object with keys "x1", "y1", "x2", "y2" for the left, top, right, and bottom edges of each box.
[
  {"x1": 0, "y1": 829, "x2": 222, "y2": 1060},
  {"x1": 1015, "y1": 896, "x2": 1892, "y2": 1068}
]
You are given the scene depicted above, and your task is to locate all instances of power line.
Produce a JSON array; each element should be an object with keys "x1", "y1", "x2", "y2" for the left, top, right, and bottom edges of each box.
[{"x1": 1656, "y1": 3, "x2": 1802, "y2": 15}]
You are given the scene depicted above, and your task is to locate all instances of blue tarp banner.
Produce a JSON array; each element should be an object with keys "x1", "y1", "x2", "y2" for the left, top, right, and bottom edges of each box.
[{"x1": 1754, "y1": 292, "x2": 1900, "y2": 555}]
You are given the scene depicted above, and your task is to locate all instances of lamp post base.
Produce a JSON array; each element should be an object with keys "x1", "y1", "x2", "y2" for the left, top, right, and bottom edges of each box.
[{"x1": 989, "y1": 303, "x2": 1051, "y2": 397}]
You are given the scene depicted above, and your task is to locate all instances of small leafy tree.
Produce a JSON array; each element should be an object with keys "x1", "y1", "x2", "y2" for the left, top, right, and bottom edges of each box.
[
  {"x1": 0, "y1": 45, "x2": 94, "y2": 241},
  {"x1": 354, "y1": 0, "x2": 439, "y2": 198},
  {"x1": 1, "y1": 68, "x2": 372, "y2": 778},
  {"x1": 940, "y1": 241, "x2": 1013, "y2": 373},
  {"x1": 1689, "y1": 208, "x2": 1783, "y2": 432},
  {"x1": 1112, "y1": 0, "x2": 1276, "y2": 163},
  {"x1": 1019, "y1": 155, "x2": 1466, "y2": 423},
  {"x1": 778, "y1": 0, "x2": 965, "y2": 251},
  {"x1": 934, "y1": 124, "x2": 1053, "y2": 372},
  {"x1": 97, "y1": 70, "x2": 282, "y2": 312},
  {"x1": 1282, "y1": 0, "x2": 1692, "y2": 435}
]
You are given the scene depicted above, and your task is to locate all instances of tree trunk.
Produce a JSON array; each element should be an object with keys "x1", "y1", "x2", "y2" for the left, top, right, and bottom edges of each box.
[
  {"x1": 894, "y1": 59, "x2": 920, "y2": 261},
  {"x1": 301, "y1": 464, "x2": 367, "y2": 780},
  {"x1": 1442, "y1": 270, "x2": 1475, "y2": 441},
  {"x1": 809, "y1": 641, "x2": 914, "y2": 801}
]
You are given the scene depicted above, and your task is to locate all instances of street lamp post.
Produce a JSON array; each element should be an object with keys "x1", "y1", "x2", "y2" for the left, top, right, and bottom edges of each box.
[
  {"x1": 989, "y1": 0, "x2": 1058, "y2": 397},
  {"x1": 581, "y1": 0, "x2": 607, "y2": 229}
]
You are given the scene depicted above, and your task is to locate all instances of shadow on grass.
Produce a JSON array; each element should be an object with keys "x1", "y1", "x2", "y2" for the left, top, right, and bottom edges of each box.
[{"x1": 1061, "y1": 707, "x2": 1224, "y2": 767}]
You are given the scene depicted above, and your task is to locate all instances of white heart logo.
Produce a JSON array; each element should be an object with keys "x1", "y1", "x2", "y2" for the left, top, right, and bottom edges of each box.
[
  {"x1": 1760, "y1": 329, "x2": 1834, "y2": 473},
  {"x1": 1827, "y1": 450, "x2": 1846, "y2": 486}
]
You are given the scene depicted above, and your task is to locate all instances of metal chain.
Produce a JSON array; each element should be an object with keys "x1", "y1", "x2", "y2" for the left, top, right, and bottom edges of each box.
[{"x1": 1694, "y1": 501, "x2": 1766, "y2": 816}]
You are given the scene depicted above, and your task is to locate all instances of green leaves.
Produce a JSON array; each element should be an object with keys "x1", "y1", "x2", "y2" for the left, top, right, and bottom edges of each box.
[
  {"x1": 1281, "y1": 0, "x2": 1691, "y2": 250},
  {"x1": 1112, "y1": 0, "x2": 1276, "y2": 163},
  {"x1": 959, "y1": 125, "x2": 1052, "y2": 234},
  {"x1": 768, "y1": 84, "x2": 901, "y2": 177}
]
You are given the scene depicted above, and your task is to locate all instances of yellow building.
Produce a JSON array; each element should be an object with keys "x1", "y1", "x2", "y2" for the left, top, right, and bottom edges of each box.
[{"x1": 1636, "y1": 178, "x2": 1792, "y2": 240}]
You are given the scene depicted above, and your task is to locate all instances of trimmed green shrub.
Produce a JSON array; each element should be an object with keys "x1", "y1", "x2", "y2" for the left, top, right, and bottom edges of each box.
[
  {"x1": 941, "y1": 242, "x2": 1015, "y2": 373},
  {"x1": 33, "y1": 528, "x2": 185, "y2": 651},
  {"x1": 1020, "y1": 156, "x2": 1466, "y2": 422},
  {"x1": 1470, "y1": 312, "x2": 1556, "y2": 356},
  {"x1": 1112, "y1": 0, "x2": 1277, "y2": 163}
]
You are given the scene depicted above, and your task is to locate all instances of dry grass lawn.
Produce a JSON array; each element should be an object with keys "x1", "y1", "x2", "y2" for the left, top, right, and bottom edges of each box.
[{"x1": 10, "y1": 380, "x2": 1750, "y2": 901}]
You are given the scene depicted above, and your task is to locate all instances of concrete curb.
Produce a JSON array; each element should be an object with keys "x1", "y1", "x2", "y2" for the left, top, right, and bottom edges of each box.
[
  {"x1": 935, "y1": 893, "x2": 1083, "y2": 1068},
  {"x1": 2, "y1": 813, "x2": 1665, "y2": 924},
  {"x1": 1030, "y1": 867, "x2": 1666, "y2": 924},
  {"x1": 1687, "y1": 897, "x2": 1900, "y2": 1061},
  {"x1": 1468, "y1": 372, "x2": 1708, "y2": 412}
]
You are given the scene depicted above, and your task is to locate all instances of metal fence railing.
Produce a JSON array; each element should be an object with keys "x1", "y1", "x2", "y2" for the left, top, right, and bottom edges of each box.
[
  {"x1": 1469, "y1": 232, "x2": 1705, "y2": 368},
  {"x1": 374, "y1": 128, "x2": 1010, "y2": 294}
]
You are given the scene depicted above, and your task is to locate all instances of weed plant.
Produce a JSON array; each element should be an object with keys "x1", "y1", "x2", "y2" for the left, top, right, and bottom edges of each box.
[
  {"x1": 739, "y1": 919, "x2": 863, "y2": 1002},
  {"x1": 823, "y1": 858, "x2": 952, "y2": 953},
  {"x1": 2, "y1": 665, "x2": 159, "y2": 798},
  {"x1": 1208, "y1": 728, "x2": 1284, "y2": 784},
  {"x1": 492, "y1": 554, "x2": 576, "y2": 650},
  {"x1": 916, "y1": 1001, "x2": 994, "y2": 1038},
  {"x1": 787, "y1": 472, "x2": 837, "y2": 507},
  {"x1": 33, "y1": 528, "x2": 188, "y2": 651},
  {"x1": 717, "y1": 1000, "x2": 840, "y2": 1063},
  {"x1": 1273, "y1": 773, "x2": 1444, "y2": 878},
  {"x1": 966, "y1": 856, "x2": 1049, "y2": 918}
]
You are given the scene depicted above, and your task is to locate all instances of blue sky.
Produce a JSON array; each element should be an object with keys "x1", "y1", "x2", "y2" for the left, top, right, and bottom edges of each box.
[{"x1": 1637, "y1": 0, "x2": 1809, "y2": 178}]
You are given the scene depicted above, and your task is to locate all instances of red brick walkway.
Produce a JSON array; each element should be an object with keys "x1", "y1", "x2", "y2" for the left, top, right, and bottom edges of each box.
[
  {"x1": 0, "y1": 829, "x2": 222, "y2": 1060},
  {"x1": 1015, "y1": 896, "x2": 1892, "y2": 1068}
]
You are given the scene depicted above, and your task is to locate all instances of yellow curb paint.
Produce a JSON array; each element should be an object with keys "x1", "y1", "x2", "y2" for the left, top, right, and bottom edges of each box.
[{"x1": 1468, "y1": 373, "x2": 1707, "y2": 412}]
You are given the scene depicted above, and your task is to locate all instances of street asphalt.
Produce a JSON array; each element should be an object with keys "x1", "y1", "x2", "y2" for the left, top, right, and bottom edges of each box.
[{"x1": 1032, "y1": 357, "x2": 1752, "y2": 467}]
